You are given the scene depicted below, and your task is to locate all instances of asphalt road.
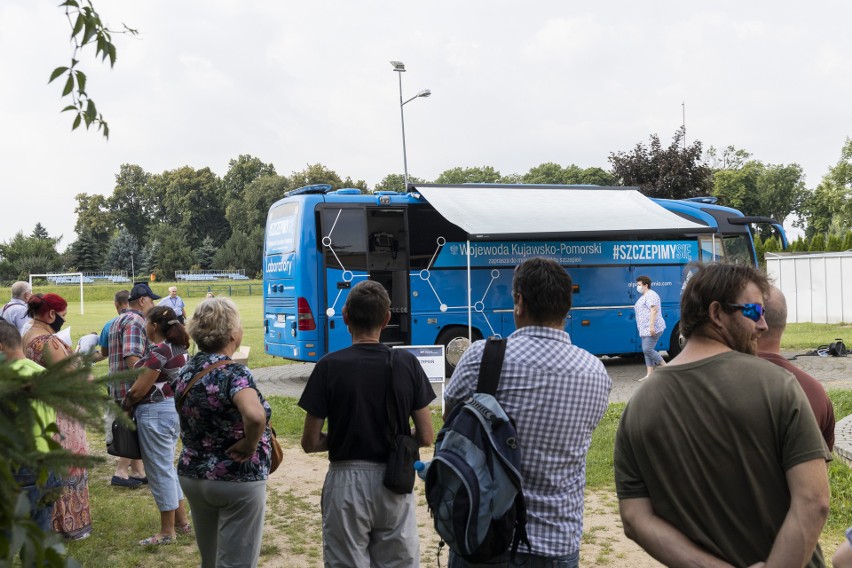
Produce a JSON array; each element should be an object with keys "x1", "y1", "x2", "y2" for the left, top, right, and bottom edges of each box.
[{"x1": 252, "y1": 349, "x2": 852, "y2": 403}]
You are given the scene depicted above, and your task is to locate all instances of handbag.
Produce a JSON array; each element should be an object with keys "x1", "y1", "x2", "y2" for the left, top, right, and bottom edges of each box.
[
  {"x1": 383, "y1": 350, "x2": 420, "y2": 494},
  {"x1": 269, "y1": 427, "x2": 284, "y2": 474},
  {"x1": 107, "y1": 408, "x2": 142, "y2": 459},
  {"x1": 179, "y1": 360, "x2": 283, "y2": 473}
]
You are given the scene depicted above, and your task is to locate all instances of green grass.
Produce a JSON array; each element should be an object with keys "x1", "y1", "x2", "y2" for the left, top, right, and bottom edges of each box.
[{"x1": 780, "y1": 323, "x2": 852, "y2": 349}]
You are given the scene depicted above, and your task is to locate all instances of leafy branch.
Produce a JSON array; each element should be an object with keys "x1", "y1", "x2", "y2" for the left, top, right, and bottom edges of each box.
[{"x1": 49, "y1": 0, "x2": 137, "y2": 139}]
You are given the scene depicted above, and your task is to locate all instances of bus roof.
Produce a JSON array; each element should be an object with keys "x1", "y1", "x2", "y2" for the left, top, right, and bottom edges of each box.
[{"x1": 411, "y1": 184, "x2": 713, "y2": 240}]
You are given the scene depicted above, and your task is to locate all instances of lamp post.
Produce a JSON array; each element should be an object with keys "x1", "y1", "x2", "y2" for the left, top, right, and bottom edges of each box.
[
  {"x1": 390, "y1": 60, "x2": 431, "y2": 191},
  {"x1": 129, "y1": 251, "x2": 135, "y2": 281}
]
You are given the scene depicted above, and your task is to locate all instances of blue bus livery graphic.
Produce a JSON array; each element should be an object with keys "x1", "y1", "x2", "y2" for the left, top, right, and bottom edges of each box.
[{"x1": 433, "y1": 240, "x2": 699, "y2": 267}]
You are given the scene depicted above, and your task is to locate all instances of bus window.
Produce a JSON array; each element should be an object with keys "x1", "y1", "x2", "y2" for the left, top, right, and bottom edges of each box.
[
  {"x1": 266, "y1": 202, "x2": 298, "y2": 255},
  {"x1": 320, "y1": 208, "x2": 367, "y2": 270},
  {"x1": 722, "y1": 235, "x2": 752, "y2": 264},
  {"x1": 699, "y1": 234, "x2": 753, "y2": 264},
  {"x1": 699, "y1": 235, "x2": 721, "y2": 261}
]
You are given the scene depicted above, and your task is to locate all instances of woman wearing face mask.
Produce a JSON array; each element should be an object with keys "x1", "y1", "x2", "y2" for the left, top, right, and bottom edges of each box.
[
  {"x1": 634, "y1": 276, "x2": 667, "y2": 382},
  {"x1": 24, "y1": 292, "x2": 93, "y2": 541}
]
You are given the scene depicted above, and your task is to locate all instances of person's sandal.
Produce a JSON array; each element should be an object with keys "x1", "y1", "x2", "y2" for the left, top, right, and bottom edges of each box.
[
  {"x1": 139, "y1": 534, "x2": 175, "y2": 546},
  {"x1": 176, "y1": 523, "x2": 192, "y2": 536}
]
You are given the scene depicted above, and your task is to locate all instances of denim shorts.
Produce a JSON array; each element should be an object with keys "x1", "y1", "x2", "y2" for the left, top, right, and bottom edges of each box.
[{"x1": 135, "y1": 399, "x2": 183, "y2": 511}]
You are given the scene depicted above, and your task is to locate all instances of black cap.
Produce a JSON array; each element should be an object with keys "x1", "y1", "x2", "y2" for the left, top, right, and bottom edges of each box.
[{"x1": 128, "y1": 282, "x2": 162, "y2": 301}]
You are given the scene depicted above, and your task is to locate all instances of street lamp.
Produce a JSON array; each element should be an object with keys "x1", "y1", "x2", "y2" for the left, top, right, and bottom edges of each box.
[{"x1": 390, "y1": 60, "x2": 431, "y2": 191}]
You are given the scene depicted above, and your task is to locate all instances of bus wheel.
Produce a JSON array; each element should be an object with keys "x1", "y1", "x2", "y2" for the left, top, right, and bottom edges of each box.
[
  {"x1": 667, "y1": 323, "x2": 685, "y2": 359},
  {"x1": 436, "y1": 327, "x2": 482, "y2": 378}
]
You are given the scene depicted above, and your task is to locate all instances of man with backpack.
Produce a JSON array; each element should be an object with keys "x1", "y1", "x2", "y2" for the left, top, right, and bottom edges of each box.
[{"x1": 443, "y1": 257, "x2": 612, "y2": 567}]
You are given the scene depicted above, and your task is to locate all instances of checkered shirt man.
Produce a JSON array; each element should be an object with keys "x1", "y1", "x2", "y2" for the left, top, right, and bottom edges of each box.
[
  {"x1": 444, "y1": 326, "x2": 611, "y2": 558},
  {"x1": 107, "y1": 308, "x2": 149, "y2": 401}
]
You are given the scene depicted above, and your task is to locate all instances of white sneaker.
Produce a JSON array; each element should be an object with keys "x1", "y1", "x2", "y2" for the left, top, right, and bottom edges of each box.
[{"x1": 637, "y1": 375, "x2": 650, "y2": 382}]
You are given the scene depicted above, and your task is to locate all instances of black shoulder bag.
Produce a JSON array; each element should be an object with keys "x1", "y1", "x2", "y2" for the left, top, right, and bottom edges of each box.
[{"x1": 383, "y1": 349, "x2": 421, "y2": 494}]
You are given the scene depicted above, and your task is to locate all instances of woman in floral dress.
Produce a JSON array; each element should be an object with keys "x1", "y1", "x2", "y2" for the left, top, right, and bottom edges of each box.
[{"x1": 23, "y1": 292, "x2": 92, "y2": 541}]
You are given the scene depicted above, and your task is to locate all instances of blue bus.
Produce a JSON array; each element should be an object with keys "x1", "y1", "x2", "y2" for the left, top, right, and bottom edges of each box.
[{"x1": 263, "y1": 184, "x2": 785, "y2": 372}]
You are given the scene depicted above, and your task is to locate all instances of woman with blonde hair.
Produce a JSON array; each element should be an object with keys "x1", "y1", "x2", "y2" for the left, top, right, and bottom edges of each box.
[{"x1": 175, "y1": 297, "x2": 274, "y2": 567}]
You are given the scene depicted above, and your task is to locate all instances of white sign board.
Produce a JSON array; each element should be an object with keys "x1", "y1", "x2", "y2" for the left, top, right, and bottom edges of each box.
[{"x1": 393, "y1": 345, "x2": 446, "y2": 383}]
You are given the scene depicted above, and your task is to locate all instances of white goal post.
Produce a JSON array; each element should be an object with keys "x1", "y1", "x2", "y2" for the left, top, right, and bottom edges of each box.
[{"x1": 29, "y1": 273, "x2": 85, "y2": 315}]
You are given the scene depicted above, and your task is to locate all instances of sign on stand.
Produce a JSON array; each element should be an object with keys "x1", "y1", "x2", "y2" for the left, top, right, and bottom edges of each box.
[{"x1": 393, "y1": 345, "x2": 446, "y2": 414}]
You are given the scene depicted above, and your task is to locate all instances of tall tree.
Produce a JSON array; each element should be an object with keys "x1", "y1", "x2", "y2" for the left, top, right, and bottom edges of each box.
[
  {"x1": 221, "y1": 155, "x2": 277, "y2": 205},
  {"x1": 374, "y1": 174, "x2": 426, "y2": 192},
  {"x1": 152, "y1": 166, "x2": 229, "y2": 248},
  {"x1": 31, "y1": 223, "x2": 50, "y2": 240},
  {"x1": 435, "y1": 166, "x2": 501, "y2": 184},
  {"x1": 68, "y1": 229, "x2": 104, "y2": 272},
  {"x1": 226, "y1": 175, "x2": 291, "y2": 236},
  {"x1": 289, "y1": 163, "x2": 343, "y2": 189},
  {"x1": 608, "y1": 127, "x2": 713, "y2": 199},
  {"x1": 212, "y1": 228, "x2": 263, "y2": 277},
  {"x1": 193, "y1": 236, "x2": 218, "y2": 270},
  {"x1": 147, "y1": 223, "x2": 193, "y2": 279},
  {"x1": 109, "y1": 164, "x2": 155, "y2": 244},
  {"x1": 800, "y1": 137, "x2": 852, "y2": 237},
  {"x1": 74, "y1": 193, "x2": 113, "y2": 248},
  {"x1": 0, "y1": 231, "x2": 62, "y2": 281},
  {"x1": 521, "y1": 163, "x2": 615, "y2": 186},
  {"x1": 102, "y1": 228, "x2": 139, "y2": 274}
]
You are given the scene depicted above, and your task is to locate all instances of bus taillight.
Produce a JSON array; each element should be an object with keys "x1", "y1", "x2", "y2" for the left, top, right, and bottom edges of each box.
[{"x1": 297, "y1": 297, "x2": 316, "y2": 331}]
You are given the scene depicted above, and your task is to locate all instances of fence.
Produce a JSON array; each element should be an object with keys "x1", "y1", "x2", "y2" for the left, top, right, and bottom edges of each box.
[
  {"x1": 766, "y1": 251, "x2": 852, "y2": 323},
  {"x1": 185, "y1": 283, "x2": 263, "y2": 297},
  {"x1": 175, "y1": 269, "x2": 249, "y2": 282},
  {"x1": 31, "y1": 271, "x2": 131, "y2": 285}
]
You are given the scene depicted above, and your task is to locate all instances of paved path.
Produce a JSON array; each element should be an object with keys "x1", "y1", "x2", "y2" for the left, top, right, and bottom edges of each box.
[{"x1": 252, "y1": 350, "x2": 852, "y2": 460}]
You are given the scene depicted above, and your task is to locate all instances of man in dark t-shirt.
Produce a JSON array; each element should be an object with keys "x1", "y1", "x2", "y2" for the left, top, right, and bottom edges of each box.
[
  {"x1": 299, "y1": 280, "x2": 435, "y2": 568},
  {"x1": 758, "y1": 285, "x2": 835, "y2": 450},
  {"x1": 615, "y1": 263, "x2": 831, "y2": 568}
]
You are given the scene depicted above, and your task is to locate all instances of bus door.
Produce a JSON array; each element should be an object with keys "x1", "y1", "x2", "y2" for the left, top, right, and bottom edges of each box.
[
  {"x1": 366, "y1": 207, "x2": 409, "y2": 346},
  {"x1": 319, "y1": 207, "x2": 368, "y2": 353},
  {"x1": 319, "y1": 206, "x2": 410, "y2": 353}
]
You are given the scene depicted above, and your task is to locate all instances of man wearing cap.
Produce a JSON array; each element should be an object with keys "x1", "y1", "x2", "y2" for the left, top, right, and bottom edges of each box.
[
  {"x1": 2, "y1": 281, "x2": 33, "y2": 333},
  {"x1": 107, "y1": 282, "x2": 161, "y2": 487},
  {"x1": 158, "y1": 286, "x2": 186, "y2": 324},
  {"x1": 615, "y1": 263, "x2": 831, "y2": 567}
]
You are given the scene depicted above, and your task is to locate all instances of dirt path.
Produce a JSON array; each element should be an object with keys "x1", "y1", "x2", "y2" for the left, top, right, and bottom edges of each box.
[{"x1": 260, "y1": 446, "x2": 662, "y2": 567}]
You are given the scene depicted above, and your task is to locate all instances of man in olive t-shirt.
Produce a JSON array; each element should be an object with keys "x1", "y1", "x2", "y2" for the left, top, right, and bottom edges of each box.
[{"x1": 615, "y1": 263, "x2": 831, "y2": 568}]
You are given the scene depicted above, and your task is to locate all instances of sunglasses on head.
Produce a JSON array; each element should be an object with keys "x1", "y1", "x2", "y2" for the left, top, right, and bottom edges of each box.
[{"x1": 726, "y1": 303, "x2": 765, "y2": 322}]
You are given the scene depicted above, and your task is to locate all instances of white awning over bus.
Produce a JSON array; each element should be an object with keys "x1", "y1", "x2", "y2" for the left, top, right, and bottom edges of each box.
[{"x1": 412, "y1": 184, "x2": 711, "y2": 240}]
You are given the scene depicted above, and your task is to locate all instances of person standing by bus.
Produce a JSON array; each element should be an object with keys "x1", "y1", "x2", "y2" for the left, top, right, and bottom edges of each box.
[{"x1": 634, "y1": 275, "x2": 666, "y2": 381}]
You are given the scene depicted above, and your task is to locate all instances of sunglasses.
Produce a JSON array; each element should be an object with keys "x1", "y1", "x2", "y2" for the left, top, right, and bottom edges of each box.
[{"x1": 726, "y1": 303, "x2": 765, "y2": 322}]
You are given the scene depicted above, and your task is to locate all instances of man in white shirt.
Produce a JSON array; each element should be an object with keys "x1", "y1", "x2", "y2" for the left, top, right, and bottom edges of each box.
[{"x1": 158, "y1": 286, "x2": 186, "y2": 323}]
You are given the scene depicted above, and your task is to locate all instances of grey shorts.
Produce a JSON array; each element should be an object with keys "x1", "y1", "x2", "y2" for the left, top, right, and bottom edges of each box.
[{"x1": 321, "y1": 461, "x2": 420, "y2": 568}]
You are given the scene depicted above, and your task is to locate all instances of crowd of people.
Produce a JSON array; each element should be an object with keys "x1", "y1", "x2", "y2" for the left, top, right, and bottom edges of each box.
[
  {"x1": 3, "y1": 282, "x2": 275, "y2": 566},
  {"x1": 3, "y1": 260, "x2": 851, "y2": 567}
]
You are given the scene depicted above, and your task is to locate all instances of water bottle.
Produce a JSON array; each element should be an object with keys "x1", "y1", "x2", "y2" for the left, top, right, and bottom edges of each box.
[{"x1": 414, "y1": 460, "x2": 430, "y2": 481}]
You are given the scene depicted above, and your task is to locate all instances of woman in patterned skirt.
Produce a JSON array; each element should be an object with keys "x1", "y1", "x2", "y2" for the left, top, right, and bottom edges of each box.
[{"x1": 23, "y1": 292, "x2": 92, "y2": 541}]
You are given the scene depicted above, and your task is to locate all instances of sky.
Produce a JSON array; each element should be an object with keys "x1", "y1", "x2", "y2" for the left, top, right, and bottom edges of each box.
[{"x1": 1, "y1": 1, "x2": 851, "y2": 249}]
